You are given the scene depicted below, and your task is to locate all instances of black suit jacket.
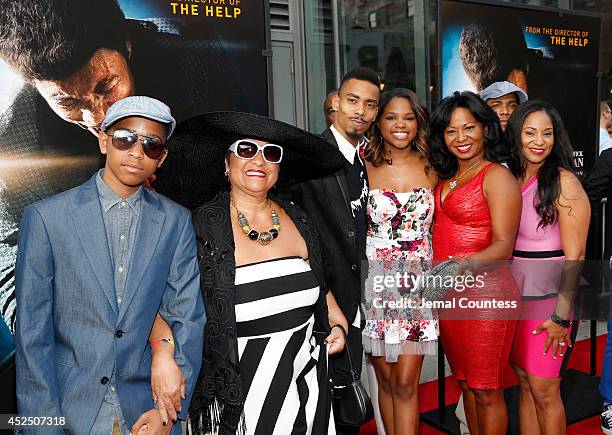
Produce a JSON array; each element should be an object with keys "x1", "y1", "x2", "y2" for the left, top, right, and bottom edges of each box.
[
  {"x1": 277, "y1": 128, "x2": 368, "y2": 321},
  {"x1": 585, "y1": 149, "x2": 612, "y2": 258}
]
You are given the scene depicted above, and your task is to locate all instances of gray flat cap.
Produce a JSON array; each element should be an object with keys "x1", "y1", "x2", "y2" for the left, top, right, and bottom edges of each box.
[
  {"x1": 480, "y1": 81, "x2": 528, "y2": 104},
  {"x1": 100, "y1": 96, "x2": 176, "y2": 138}
]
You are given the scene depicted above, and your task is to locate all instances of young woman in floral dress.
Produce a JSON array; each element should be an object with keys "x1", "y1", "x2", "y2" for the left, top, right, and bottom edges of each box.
[{"x1": 362, "y1": 88, "x2": 438, "y2": 435}]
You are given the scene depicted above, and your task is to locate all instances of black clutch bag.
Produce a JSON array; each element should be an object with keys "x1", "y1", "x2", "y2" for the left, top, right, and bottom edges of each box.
[{"x1": 330, "y1": 324, "x2": 374, "y2": 427}]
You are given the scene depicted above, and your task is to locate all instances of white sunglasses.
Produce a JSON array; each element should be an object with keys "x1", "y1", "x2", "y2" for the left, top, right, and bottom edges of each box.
[{"x1": 228, "y1": 139, "x2": 284, "y2": 164}]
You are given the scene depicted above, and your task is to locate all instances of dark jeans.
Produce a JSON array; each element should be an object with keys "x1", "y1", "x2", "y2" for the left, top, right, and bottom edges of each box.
[
  {"x1": 600, "y1": 320, "x2": 612, "y2": 402},
  {"x1": 600, "y1": 278, "x2": 612, "y2": 403},
  {"x1": 332, "y1": 324, "x2": 363, "y2": 435}
]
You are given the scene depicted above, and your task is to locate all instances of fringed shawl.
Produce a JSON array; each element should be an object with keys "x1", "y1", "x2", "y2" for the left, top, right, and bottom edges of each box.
[{"x1": 188, "y1": 191, "x2": 330, "y2": 434}]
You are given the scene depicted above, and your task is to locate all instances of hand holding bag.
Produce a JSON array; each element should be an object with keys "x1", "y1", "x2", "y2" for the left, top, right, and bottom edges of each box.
[{"x1": 330, "y1": 324, "x2": 374, "y2": 427}]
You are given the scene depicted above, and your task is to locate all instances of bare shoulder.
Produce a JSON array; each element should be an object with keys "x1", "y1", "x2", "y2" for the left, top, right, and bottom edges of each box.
[
  {"x1": 426, "y1": 165, "x2": 439, "y2": 188},
  {"x1": 486, "y1": 162, "x2": 513, "y2": 178},
  {"x1": 558, "y1": 168, "x2": 588, "y2": 203},
  {"x1": 364, "y1": 158, "x2": 381, "y2": 176},
  {"x1": 558, "y1": 168, "x2": 584, "y2": 194},
  {"x1": 483, "y1": 163, "x2": 519, "y2": 193}
]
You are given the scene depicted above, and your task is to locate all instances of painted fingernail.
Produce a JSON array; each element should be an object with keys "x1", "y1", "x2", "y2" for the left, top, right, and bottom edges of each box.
[
  {"x1": 553, "y1": 357, "x2": 557, "y2": 359},
  {"x1": 560, "y1": 353, "x2": 564, "y2": 356},
  {"x1": 532, "y1": 330, "x2": 537, "y2": 334},
  {"x1": 163, "y1": 421, "x2": 167, "y2": 426},
  {"x1": 172, "y1": 419, "x2": 177, "y2": 425}
]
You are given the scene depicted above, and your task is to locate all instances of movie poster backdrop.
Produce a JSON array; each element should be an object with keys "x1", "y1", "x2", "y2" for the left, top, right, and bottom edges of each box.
[
  {"x1": 0, "y1": 0, "x2": 269, "y2": 342},
  {"x1": 439, "y1": 0, "x2": 601, "y2": 176}
]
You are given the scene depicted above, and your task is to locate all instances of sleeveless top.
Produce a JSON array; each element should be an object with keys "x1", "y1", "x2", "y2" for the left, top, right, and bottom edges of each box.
[
  {"x1": 512, "y1": 176, "x2": 565, "y2": 299},
  {"x1": 234, "y1": 257, "x2": 332, "y2": 434},
  {"x1": 433, "y1": 163, "x2": 494, "y2": 260},
  {"x1": 366, "y1": 188, "x2": 433, "y2": 261},
  {"x1": 362, "y1": 188, "x2": 438, "y2": 361}
]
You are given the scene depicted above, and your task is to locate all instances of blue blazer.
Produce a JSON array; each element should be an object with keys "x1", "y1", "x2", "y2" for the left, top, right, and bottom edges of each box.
[{"x1": 15, "y1": 175, "x2": 205, "y2": 434}]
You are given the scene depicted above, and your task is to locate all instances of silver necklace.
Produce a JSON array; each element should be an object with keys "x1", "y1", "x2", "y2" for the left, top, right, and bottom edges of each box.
[{"x1": 449, "y1": 160, "x2": 484, "y2": 189}]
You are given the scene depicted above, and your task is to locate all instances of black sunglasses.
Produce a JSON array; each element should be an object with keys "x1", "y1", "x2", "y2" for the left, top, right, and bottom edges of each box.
[{"x1": 109, "y1": 129, "x2": 167, "y2": 160}]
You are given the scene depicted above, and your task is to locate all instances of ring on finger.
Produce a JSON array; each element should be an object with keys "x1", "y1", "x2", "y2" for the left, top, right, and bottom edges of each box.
[{"x1": 558, "y1": 341, "x2": 566, "y2": 347}]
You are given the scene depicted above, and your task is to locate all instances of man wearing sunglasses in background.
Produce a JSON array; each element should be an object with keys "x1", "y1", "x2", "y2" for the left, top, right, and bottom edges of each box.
[{"x1": 15, "y1": 96, "x2": 205, "y2": 434}]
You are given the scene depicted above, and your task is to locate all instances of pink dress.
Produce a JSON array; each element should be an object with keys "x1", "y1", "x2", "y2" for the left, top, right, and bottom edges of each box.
[{"x1": 510, "y1": 176, "x2": 575, "y2": 377}]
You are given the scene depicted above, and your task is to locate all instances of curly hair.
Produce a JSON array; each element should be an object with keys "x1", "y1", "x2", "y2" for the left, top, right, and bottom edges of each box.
[
  {"x1": 0, "y1": 0, "x2": 128, "y2": 81},
  {"x1": 505, "y1": 101, "x2": 576, "y2": 228},
  {"x1": 365, "y1": 88, "x2": 430, "y2": 170},
  {"x1": 429, "y1": 91, "x2": 507, "y2": 179}
]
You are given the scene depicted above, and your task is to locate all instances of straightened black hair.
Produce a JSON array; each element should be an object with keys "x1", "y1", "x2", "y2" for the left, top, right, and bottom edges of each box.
[
  {"x1": 0, "y1": 0, "x2": 128, "y2": 81},
  {"x1": 506, "y1": 100, "x2": 576, "y2": 228},
  {"x1": 339, "y1": 66, "x2": 381, "y2": 93},
  {"x1": 429, "y1": 91, "x2": 506, "y2": 179}
]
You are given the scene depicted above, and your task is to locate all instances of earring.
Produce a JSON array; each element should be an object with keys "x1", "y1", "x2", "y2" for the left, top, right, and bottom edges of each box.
[{"x1": 224, "y1": 168, "x2": 229, "y2": 178}]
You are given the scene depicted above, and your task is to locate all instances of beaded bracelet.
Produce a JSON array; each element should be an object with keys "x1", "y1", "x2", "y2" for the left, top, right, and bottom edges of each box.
[{"x1": 151, "y1": 337, "x2": 175, "y2": 350}]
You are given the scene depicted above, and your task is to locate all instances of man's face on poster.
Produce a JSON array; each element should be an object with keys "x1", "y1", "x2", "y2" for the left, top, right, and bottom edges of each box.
[
  {"x1": 486, "y1": 93, "x2": 519, "y2": 131},
  {"x1": 33, "y1": 48, "x2": 135, "y2": 136}
]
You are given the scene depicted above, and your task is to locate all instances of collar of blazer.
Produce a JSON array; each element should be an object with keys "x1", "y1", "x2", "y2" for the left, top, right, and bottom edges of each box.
[
  {"x1": 321, "y1": 127, "x2": 369, "y2": 216},
  {"x1": 72, "y1": 175, "x2": 166, "y2": 321}
]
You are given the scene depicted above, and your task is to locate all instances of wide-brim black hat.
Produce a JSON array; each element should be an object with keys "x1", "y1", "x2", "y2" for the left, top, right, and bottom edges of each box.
[{"x1": 154, "y1": 111, "x2": 345, "y2": 209}]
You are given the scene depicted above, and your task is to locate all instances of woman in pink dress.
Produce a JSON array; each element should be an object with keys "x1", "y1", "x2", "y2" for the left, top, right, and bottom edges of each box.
[
  {"x1": 362, "y1": 88, "x2": 438, "y2": 435},
  {"x1": 429, "y1": 91, "x2": 522, "y2": 435},
  {"x1": 507, "y1": 101, "x2": 590, "y2": 434}
]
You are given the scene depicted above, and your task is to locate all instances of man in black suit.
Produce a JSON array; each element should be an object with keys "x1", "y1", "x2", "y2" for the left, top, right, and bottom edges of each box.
[{"x1": 281, "y1": 67, "x2": 380, "y2": 434}]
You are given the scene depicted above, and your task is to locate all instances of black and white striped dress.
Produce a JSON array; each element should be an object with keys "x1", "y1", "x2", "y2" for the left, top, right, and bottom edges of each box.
[{"x1": 235, "y1": 256, "x2": 335, "y2": 435}]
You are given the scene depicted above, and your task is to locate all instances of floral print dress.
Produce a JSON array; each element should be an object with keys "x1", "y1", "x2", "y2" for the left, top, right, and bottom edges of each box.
[{"x1": 363, "y1": 188, "x2": 438, "y2": 362}]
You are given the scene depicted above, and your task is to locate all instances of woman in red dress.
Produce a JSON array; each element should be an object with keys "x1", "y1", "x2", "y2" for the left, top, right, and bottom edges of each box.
[{"x1": 429, "y1": 91, "x2": 522, "y2": 435}]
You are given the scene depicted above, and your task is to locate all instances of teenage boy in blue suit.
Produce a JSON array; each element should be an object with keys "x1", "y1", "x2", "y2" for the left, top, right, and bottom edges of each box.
[{"x1": 15, "y1": 96, "x2": 205, "y2": 434}]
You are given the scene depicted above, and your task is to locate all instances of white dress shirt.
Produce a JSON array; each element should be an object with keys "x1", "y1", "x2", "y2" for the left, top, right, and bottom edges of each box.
[{"x1": 600, "y1": 128, "x2": 612, "y2": 155}]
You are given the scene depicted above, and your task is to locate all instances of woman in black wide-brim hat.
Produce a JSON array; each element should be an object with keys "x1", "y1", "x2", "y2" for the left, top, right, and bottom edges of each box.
[{"x1": 148, "y1": 112, "x2": 349, "y2": 434}]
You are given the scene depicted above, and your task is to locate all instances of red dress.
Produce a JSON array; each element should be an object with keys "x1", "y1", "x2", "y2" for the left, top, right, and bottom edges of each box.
[{"x1": 433, "y1": 163, "x2": 519, "y2": 390}]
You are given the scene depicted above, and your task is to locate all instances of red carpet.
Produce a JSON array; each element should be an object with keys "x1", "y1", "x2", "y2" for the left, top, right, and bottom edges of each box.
[{"x1": 359, "y1": 333, "x2": 607, "y2": 434}]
